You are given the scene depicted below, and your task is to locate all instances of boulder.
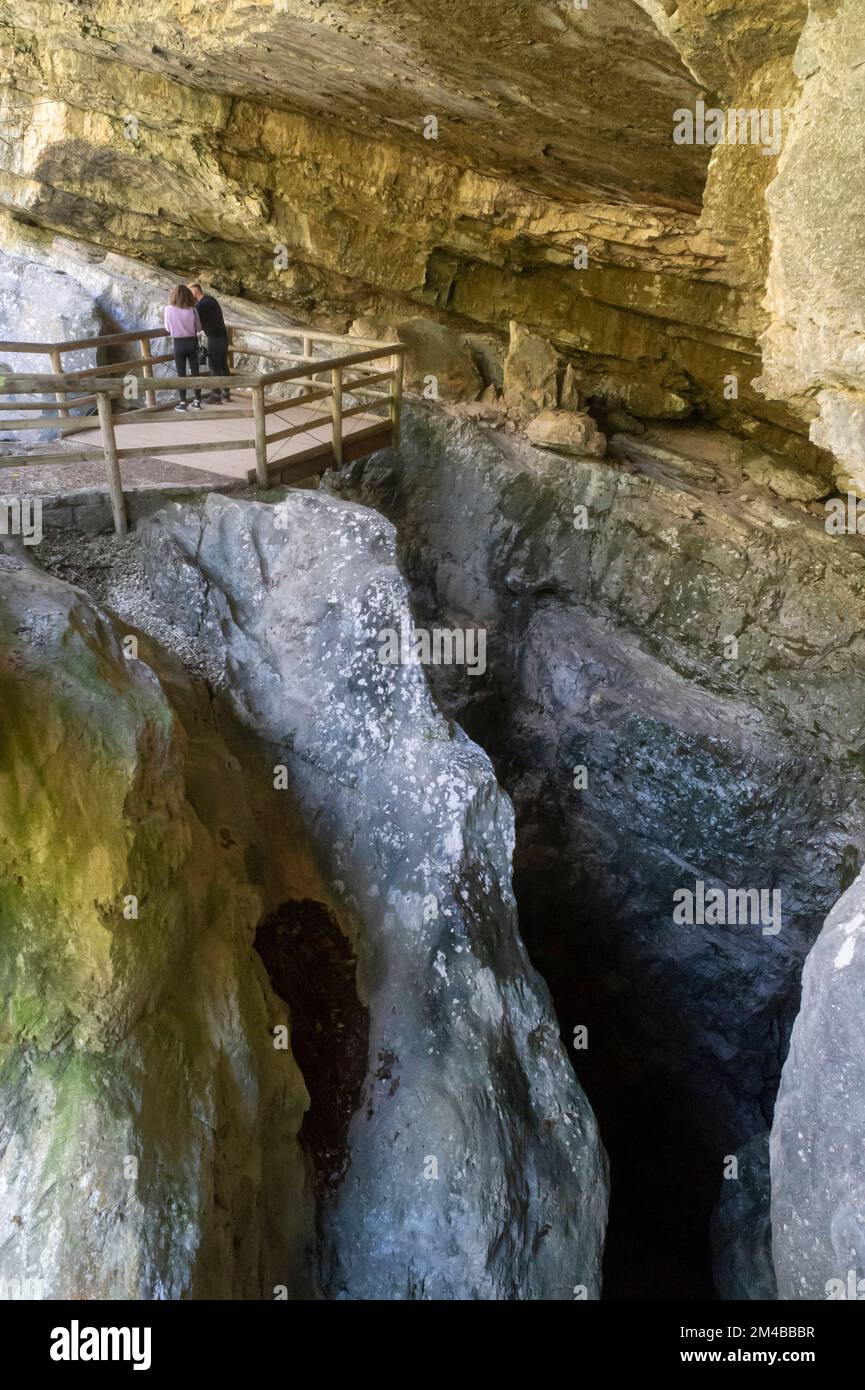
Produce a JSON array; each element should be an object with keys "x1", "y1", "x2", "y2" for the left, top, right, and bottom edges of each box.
[
  {"x1": 0, "y1": 550, "x2": 313, "y2": 1299},
  {"x1": 526, "y1": 407, "x2": 606, "y2": 458},
  {"x1": 559, "y1": 363, "x2": 582, "y2": 412},
  {"x1": 139, "y1": 491, "x2": 609, "y2": 1300},
  {"x1": 771, "y1": 869, "x2": 865, "y2": 1300},
  {"x1": 757, "y1": 2, "x2": 865, "y2": 492},
  {"x1": 596, "y1": 377, "x2": 690, "y2": 420},
  {"x1": 740, "y1": 446, "x2": 828, "y2": 502},
  {"x1": 465, "y1": 333, "x2": 505, "y2": 392},
  {"x1": 349, "y1": 314, "x2": 398, "y2": 342},
  {"x1": 352, "y1": 315, "x2": 482, "y2": 403},
  {"x1": 502, "y1": 321, "x2": 558, "y2": 418},
  {"x1": 395, "y1": 316, "x2": 482, "y2": 402},
  {"x1": 810, "y1": 389, "x2": 865, "y2": 494}
]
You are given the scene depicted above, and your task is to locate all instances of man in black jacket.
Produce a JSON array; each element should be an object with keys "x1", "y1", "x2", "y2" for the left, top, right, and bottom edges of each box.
[{"x1": 188, "y1": 283, "x2": 231, "y2": 403}]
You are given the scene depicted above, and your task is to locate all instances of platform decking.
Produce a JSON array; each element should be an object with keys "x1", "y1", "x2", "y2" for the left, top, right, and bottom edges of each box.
[
  {"x1": 0, "y1": 322, "x2": 405, "y2": 533},
  {"x1": 73, "y1": 397, "x2": 387, "y2": 481}
]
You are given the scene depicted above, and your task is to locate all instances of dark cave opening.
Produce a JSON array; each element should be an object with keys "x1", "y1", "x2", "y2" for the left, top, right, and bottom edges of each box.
[
  {"x1": 514, "y1": 877, "x2": 718, "y2": 1300},
  {"x1": 254, "y1": 899, "x2": 369, "y2": 1200},
  {"x1": 435, "y1": 669, "x2": 732, "y2": 1301}
]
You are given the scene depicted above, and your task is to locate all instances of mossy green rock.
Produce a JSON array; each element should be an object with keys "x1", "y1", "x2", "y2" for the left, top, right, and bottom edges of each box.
[{"x1": 0, "y1": 555, "x2": 313, "y2": 1298}]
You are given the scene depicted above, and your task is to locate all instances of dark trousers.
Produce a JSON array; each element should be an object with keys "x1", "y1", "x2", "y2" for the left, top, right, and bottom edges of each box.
[
  {"x1": 173, "y1": 336, "x2": 201, "y2": 401},
  {"x1": 207, "y1": 333, "x2": 230, "y2": 391}
]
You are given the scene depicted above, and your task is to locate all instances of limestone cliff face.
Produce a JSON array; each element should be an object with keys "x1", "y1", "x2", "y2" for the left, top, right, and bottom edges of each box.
[
  {"x1": 2, "y1": 0, "x2": 865, "y2": 1306},
  {"x1": 0, "y1": 0, "x2": 853, "y2": 473},
  {"x1": 758, "y1": 0, "x2": 865, "y2": 491},
  {"x1": 330, "y1": 400, "x2": 865, "y2": 1293},
  {"x1": 333, "y1": 401, "x2": 865, "y2": 1142},
  {"x1": 0, "y1": 549, "x2": 314, "y2": 1299},
  {"x1": 137, "y1": 490, "x2": 608, "y2": 1300},
  {"x1": 0, "y1": 485, "x2": 609, "y2": 1300}
]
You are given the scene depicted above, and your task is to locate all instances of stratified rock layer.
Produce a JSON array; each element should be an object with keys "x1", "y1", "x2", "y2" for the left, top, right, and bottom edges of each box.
[
  {"x1": 139, "y1": 490, "x2": 608, "y2": 1300},
  {"x1": 771, "y1": 869, "x2": 865, "y2": 1300},
  {"x1": 0, "y1": 550, "x2": 313, "y2": 1299},
  {"x1": 0, "y1": 0, "x2": 844, "y2": 471}
]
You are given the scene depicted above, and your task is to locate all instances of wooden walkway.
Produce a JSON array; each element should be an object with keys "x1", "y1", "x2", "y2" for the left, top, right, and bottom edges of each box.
[
  {"x1": 74, "y1": 397, "x2": 387, "y2": 481},
  {"x1": 0, "y1": 321, "x2": 405, "y2": 532}
]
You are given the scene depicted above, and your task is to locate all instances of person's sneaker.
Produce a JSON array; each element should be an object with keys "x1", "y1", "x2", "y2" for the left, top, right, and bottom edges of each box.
[
  {"x1": 222, "y1": 391, "x2": 231, "y2": 402},
  {"x1": 174, "y1": 402, "x2": 187, "y2": 411},
  {"x1": 189, "y1": 400, "x2": 203, "y2": 410}
]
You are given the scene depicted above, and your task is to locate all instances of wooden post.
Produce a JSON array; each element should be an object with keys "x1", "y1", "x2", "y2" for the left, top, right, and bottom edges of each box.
[
  {"x1": 303, "y1": 333, "x2": 317, "y2": 382},
  {"x1": 50, "y1": 349, "x2": 69, "y2": 417},
  {"x1": 252, "y1": 385, "x2": 269, "y2": 486},
  {"x1": 331, "y1": 365, "x2": 343, "y2": 467},
  {"x1": 138, "y1": 337, "x2": 157, "y2": 408},
  {"x1": 96, "y1": 391, "x2": 127, "y2": 536},
  {"x1": 389, "y1": 351, "x2": 404, "y2": 447}
]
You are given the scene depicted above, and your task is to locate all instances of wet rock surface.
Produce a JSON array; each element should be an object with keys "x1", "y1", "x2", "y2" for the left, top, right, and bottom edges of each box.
[
  {"x1": 138, "y1": 489, "x2": 608, "y2": 1300},
  {"x1": 330, "y1": 402, "x2": 865, "y2": 1295}
]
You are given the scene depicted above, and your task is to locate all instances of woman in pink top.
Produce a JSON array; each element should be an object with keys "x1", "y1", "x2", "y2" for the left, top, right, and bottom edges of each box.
[{"x1": 164, "y1": 285, "x2": 202, "y2": 410}]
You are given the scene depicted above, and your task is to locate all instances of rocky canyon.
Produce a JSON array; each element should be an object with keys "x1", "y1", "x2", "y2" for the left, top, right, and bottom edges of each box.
[{"x1": 0, "y1": 0, "x2": 864, "y2": 1327}]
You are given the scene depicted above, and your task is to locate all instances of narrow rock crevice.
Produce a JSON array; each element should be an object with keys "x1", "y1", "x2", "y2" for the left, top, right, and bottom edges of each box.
[
  {"x1": 329, "y1": 401, "x2": 865, "y2": 1298},
  {"x1": 3, "y1": 0, "x2": 865, "y2": 1309},
  {"x1": 254, "y1": 899, "x2": 370, "y2": 1203}
]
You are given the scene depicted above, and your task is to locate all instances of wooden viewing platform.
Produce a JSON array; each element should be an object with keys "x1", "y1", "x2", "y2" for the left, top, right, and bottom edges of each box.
[{"x1": 0, "y1": 322, "x2": 405, "y2": 534}]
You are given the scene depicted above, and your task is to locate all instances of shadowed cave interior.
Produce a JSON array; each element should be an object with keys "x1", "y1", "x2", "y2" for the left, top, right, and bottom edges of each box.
[{"x1": 255, "y1": 899, "x2": 370, "y2": 1203}]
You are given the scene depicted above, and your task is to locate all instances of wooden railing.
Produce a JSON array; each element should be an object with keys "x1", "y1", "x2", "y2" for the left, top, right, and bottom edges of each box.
[{"x1": 0, "y1": 323, "x2": 405, "y2": 534}]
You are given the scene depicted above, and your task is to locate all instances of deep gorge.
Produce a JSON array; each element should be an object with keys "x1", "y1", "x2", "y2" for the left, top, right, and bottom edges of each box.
[{"x1": 1, "y1": 0, "x2": 864, "y2": 1319}]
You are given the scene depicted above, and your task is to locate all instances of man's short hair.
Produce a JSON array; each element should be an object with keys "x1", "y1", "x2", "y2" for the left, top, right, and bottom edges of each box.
[{"x1": 188, "y1": 282, "x2": 203, "y2": 293}]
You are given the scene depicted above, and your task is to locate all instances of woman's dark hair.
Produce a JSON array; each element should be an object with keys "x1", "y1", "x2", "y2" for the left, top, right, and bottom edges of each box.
[{"x1": 169, "y1": 284, "x2": 195, "y2": 308}]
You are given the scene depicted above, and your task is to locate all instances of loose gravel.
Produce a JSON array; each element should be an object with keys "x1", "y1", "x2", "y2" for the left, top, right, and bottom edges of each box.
[{"x1": 38, "y1": 523, "x2": 227, "y2": 687}]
